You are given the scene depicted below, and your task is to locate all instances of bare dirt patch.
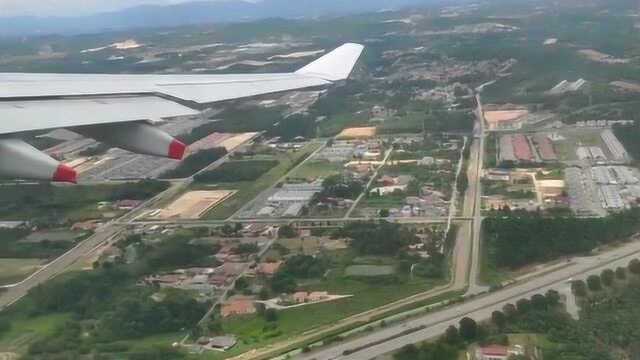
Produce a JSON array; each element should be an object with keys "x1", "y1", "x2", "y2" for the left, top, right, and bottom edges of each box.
[{"x1": 158, "y1": 190, "x2": 236, "y2": 219}]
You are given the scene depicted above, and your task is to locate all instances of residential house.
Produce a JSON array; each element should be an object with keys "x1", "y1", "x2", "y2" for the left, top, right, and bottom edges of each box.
[{"x1": 220, "y1": 297, "x2": 257, "y2": 318}]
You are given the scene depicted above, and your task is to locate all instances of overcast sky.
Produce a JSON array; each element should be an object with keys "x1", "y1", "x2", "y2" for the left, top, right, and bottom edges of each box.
[{"x1": 0, "y1": 0, "x2": 245, "y2": 17}]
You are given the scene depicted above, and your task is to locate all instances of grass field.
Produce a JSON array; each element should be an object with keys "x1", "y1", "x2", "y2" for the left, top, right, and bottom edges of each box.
[
  {"x1": 0, "y1": 312, "x2": 70, "y2": 354},
  {"x1": 210, "y1": 248, "x2": 448, "y2": 359},
  {"x1": 553, "y1": 128, "x2": 606, "y2": 162},
  {"x1": 0, "y1": 259, "x2": 43, "y2": 285},
  {"x1": 288, "y1": 160, "x2": 342, "y2": 180},
  {"x1": 479, "y1": 237, "x2": 512, "y2": 287},
  {"x1": 203, "y1": 143, "x2": 321, "y2": 219},
  {"x1": 318, "y1": 113, "x2": 369, "y2": 137},
  {"x1": 358, "y1": 194, "x2": 406, "y2": 209},
  {"x1": 213, "y1": 276, "x2": 443, "y2": 359}
]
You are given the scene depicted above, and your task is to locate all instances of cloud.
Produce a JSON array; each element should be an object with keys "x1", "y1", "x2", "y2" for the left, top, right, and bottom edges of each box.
[{"x1": 0, "y1": 0, "x2": 229, "y2": 17}]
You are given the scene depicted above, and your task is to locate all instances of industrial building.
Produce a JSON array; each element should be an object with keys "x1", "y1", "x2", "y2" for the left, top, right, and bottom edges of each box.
[
  {"x1": 499, "y1": 135, "x2": 516, "y2": 162},
  {"x1": 599, "y1": 185, "x2": 624, "y2": 209},
  {"x1": 591, "y1": 166, "x2": 638, "y2": 185},
  {"x1": 547, "y1": 79, "x2": 586, "y2": 95},
  {"x1": 601, "y1": 129, "x2": 628, "y2": 161},
  {"x1": 532, "y1": 134, "x2": 557, "y2": 161},
  {"x1": 511, "y1": 134, "x2": 534, "y2": 161},
  {"x1": 576, "y1": 146, "x2": 607, "y2": 162}
]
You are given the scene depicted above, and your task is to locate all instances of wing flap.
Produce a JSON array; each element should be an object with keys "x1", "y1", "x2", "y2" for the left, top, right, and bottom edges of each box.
[{"x1": 158, "y1": 75, "x2": 330, "y2": 103}]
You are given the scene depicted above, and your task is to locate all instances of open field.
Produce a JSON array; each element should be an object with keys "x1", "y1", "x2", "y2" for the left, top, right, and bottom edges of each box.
[
  {"x1": 203, "y1": 143, "x2": 321, "y2": 219},
  {"x1": 484, "y1": 110, "x2": 528, "y2": 123},
  {"x1": 288, "y1": 160, "x2": 342, "y2": 180},
  {"x1": 345, "y1": 265, "x2": 395, "y2": 277},
  {"x1": 551, "y1": 128, "x2": 606, "y2": 161},
  {"x1": 336, "y1": 127, "x2": 377, "y2": 140},
  {"x1": 0, "y1": 311, "x2": 70, "y2": 355},
  {"x1": 157, "y1": 190, "x2": 237, "y2": 219},
  {"x1": 214, "y1": 276, "x2": 444, "y2": 359},
  {"x1": 0, "y1": 259, "x2": 43, "y2": 286}
]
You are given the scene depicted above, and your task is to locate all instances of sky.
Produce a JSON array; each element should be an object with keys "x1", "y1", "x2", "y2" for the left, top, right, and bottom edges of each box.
[{"x1": 0, "y1": 0, "x2": 247, "y2": 17}]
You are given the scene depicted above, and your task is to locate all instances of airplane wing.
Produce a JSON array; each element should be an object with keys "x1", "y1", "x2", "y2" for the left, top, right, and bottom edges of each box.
[{"x1": 0, "y1": 43, "x2": 364, "y2": 183}]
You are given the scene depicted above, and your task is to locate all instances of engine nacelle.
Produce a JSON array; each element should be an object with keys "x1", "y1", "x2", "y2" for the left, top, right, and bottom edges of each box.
[
  {"x1": 0, "y1": 138, "x2": 76, "y2": 183},
  {"x1": 73, "y1": 122, "x2": 186, "y2": 160}
]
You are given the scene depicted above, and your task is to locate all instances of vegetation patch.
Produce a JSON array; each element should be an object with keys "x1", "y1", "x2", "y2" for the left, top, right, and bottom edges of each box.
[{"x1": 194, "y1": 160, "x2": 279, "y2": 183}]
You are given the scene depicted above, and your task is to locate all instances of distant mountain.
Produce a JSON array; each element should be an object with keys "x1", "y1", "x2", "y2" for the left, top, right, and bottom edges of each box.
[{"x1": 0, "y1": 0, "x2": 446, "y2": 37}]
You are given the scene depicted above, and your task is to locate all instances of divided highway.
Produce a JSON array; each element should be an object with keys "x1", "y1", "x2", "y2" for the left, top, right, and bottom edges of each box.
[{"x1": 299, "y1": 239, "x2": 640, "y2": 360}]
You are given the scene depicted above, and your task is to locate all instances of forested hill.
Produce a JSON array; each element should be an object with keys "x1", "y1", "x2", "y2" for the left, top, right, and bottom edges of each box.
[{"x1": 0, "y1": 0, "x2": 451, "y2": 36}]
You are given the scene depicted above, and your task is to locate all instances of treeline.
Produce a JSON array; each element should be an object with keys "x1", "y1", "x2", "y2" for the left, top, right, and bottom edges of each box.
[
  {"x1": 194, "y1": 160, "x2": 278, "y2": 183},
  {"x1": 397, "y1": 270, "x2": 640, "y2": 360},
  {"x1": 335, "y1": 221, "x2": 418, "y2": 256},
  {"x1": 483, "y1": 209, "x2": 640, "y2": 268},
  {"x1": 318, "y1": 174, "x2": 364, "y2": 200},
  {"x1": 180, "y1": 106, "x2": 317, "y2": 144},
  {"x1": 160, "y1": 147, "x2": 227, "y2": 179},
  {"x1": 0, "y1": 180, "x2": 169, "y2": 225},
  {"x1": 270, "y1": 254, "x2": 329, "y2": 294}
]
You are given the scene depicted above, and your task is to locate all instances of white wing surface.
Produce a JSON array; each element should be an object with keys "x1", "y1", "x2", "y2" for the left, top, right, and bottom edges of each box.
[{"x1": 0, "y1": 43, "x2": 364, "y2": 182}]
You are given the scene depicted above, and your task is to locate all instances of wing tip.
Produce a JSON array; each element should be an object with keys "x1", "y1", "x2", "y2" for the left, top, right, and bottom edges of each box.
[{"x1": 295, "y1": 42, "x2": 365, "y2": 82}]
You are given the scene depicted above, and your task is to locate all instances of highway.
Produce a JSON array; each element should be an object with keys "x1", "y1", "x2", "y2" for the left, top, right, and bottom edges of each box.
[
  {"x1": 299, "y1": 239, "x2": 640, "y2": 360},
  {"x1": 0, "y1": 225, "x2": 123, "y2": 309},
  {"x1": 466, "y1": 93, "x2": 489, "y2": 295}
]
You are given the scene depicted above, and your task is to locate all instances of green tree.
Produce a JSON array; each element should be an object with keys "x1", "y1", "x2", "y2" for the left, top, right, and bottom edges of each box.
[
  {"x1": 395, "y1": 344, "x2": 419, "y2": 360},
  {"x1": 629, "y1": 259, "x2": 640, "y2": 275},
  {"x1": 340, "y1": 221, "x2": 416, "y2": 256},
  {"x1": 601, "y1": 269, "x2": 615, "y2": 287},
  {"x1": 258, "y1": 288, "x2": 270, "y2": 300},
  {"x1": 491, "y1": 310, "x2": 506, "y2": 331},
  {"x1": 270, "y1": 272, "x2": 297, "y2": 294},
  {"x1": 616, "y1": 267, "x2": 627, "y2": 280},
  {"x1": 531, "y1": 294, "x2": 548, "y2": 310},
  {"x1": 516, "y1": 298, "x2": 531, "y2": 314},
  {"x1": 503, "y1": 303, "x2": 517, "y2": 319},
  {"x1": 545, "y1": 289, "x2": 561, "y2": 306},
  {"x1": 572, "y1": 280, "x2": 588, "y2": 297},
  {"x1": 278, "y1": 225, "x2": 298, "y2": 239},
  {"x1": 264, "y1": 308, "x2": 278, "y2": 322},
  {"x1": 587, "y1": 275, "x2": 602, "y2": 292},
  {"x1": 444, "y1": 325, "x2": 459, "y2": 344},
  {"x1": 459, "y1": 317, "x2": 477, "y2": 341},
  {"x1": 0, "y1": 318, "x2": 10, "y2": 334}
]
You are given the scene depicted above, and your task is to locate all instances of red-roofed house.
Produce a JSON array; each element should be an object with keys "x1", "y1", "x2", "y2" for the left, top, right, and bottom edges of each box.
[
  {"x1": 220, "y1": 298, "x2": 256, "y2": 318},
  {"x1": 475, "y1": 344, "x2": 524, "y2": 360},
  {"x1": 257, "y1": 261, "x2": 283, "y2": 277}
]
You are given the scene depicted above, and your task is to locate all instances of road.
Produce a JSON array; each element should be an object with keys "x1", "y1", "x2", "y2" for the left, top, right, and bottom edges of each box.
[
  {"x1": 123, "y1": 216, "x2": 463, "y2": 226},
  {"x1": 344, "y1": 148, "x2": 393, "y2": 219},
  {"x1": 466, "y1": 93, "x2": 488, "y2": 295},
  {"x1": 229, "y1": 140, "x2": 328, "y2": 220},
  {"x1": 0, "y1": 225, "x2": 123, "y2": 309},
  {"x1": 298, "y1": 239, "x2": 640, "y2": 360},
  {"x1": 0, "y1": 132, "x2": 264, "y2": 309}
]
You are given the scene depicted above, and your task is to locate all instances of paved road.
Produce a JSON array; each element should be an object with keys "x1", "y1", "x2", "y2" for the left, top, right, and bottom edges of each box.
[
  {"x1": 344, "y1": 148, "x2": 393, "y2": 219},
  {"x1": 466, "y1": 94, "x2": 489, "y2": 295},
  {"x1": 230, "y1": 140, "x2": 328, "y2": 220},
  {"x1": 299, "y1": 240, "x2": 640, "y2": 360},
  {"x1": 124, "y1": 216, "x2": 461, "y2": 226},
  {"x1": 0, "y1": 225, "x2": 123, "y2": 309}
]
